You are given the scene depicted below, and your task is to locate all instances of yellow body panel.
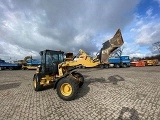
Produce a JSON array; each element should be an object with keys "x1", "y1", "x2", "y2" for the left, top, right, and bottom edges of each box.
[
  {"x1": 147, "y1": 60, "x2": 154, "y2": 65},
  {"x1": 60, "y1": 49, "x2": 100, "y2": 68},
  {"x1": 73, "y1": 57, "x2": 100, "y2": 67},
  {"x1": 142, "y1": 59, "x2": 158, "y2": 66},
  {"x1": 40, "y1": 75, "x2": 54, "y2": 85},
  {"x1": 22, "y1": 65, "x2": 38, "y2": 70}
]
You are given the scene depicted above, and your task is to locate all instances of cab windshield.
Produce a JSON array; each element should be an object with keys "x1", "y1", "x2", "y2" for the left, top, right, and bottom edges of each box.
[{"x1": 46, "y1": 52, "x2": 64, "y2": 64}]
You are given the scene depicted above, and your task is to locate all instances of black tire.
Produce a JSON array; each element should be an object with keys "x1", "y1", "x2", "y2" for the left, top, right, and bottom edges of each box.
[
  {"x1": 72, "y1": 72, "x2": 84, "y2": 87},
  {"x1": 122, "y1": 64, "x2": 127, "y2": 68},
  {"x1": 9, "y1": 67, "x2": 13, "y2": 70},
  {"x1": 104, "y1": 64, "x2": 109, "y2": 69},
  {"x1": 100, "y1": 64, "x2": 104, "y2": 69},
  {"x1": 56, "y1": 77, "x2": 78, "y2": 101},
  {"x1": 79, "y1": 65, "x2": 86, "y2": 69},
  {"x1": 33, "y1": 74, "x2": 42, "y2": 91},
  {"x1": 22, "y1": 67, "x2": 26, "y2": 70},
  {"x1": 115, "y1": 64, "x2": 120, "y2": 68},
  {"x1": 82, "y1": 66, "x2": 86, "y2": 69}
]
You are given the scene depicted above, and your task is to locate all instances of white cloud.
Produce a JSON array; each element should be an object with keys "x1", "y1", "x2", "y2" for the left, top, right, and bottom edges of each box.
[
  {"x1": 0, "y1": 41, "x2": 39, "y2": 61},
  {"x1": 146, "y1": 8, "x2": 153, "y2": 16},
  {"x1": 135, "y1": 21, "x2": 160, "y2": 46},
  {"x1": 155, "y1": 0, "x2": 160, "y2": 6},
  {"x1": 121, "y1": 5, "x2": 160, "y2": 58},
  {"x1": 0, "y1": 0, "x2": 140, "y2": 60},
  {"x1": 122, "y1": 42, "x2": 152, "y2": 58}
]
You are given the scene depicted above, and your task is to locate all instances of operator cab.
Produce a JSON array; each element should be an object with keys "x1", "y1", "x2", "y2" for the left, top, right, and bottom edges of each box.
[{"x1": 39, "y1": 50, "x2": 64, "y2": 75}]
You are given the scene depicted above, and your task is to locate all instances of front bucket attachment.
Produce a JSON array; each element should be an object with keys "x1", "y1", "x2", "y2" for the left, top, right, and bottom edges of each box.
[{"x1": 100, "y1": 29, "x2": 124, "y2": 63}]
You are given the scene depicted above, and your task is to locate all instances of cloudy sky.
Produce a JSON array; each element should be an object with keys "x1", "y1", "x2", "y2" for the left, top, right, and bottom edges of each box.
[{"x1": 0, "y1": 0, "x2": 160, "y2": 61}]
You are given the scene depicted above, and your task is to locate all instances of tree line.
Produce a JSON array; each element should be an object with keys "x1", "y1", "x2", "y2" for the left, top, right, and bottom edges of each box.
[
  {"x1": 141, "y1": 54, "x2": 160, "y2": 61},
  {"x1": 131, "y1": 54, "x2": 160, "y2": 62}
]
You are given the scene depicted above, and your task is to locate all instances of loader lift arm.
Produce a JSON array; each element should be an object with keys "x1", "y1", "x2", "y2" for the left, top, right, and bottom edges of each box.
[{"x1": 73, "y1": 29, "x2": 124, "y2": 68}]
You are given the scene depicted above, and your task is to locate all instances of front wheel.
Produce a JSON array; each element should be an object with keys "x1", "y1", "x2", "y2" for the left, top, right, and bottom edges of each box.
[
  {"x1": 115, "y1": 64, "x2": 120, "y2": 68},
  {"x1": 122, "y1": 64, "x2": 127, "y2": 68},
  {"x1": 100, "y1": 64, "x2": 104, "y2": 69},
  {"x1": 104, "y1": 64, "x2": 109, "y2": 69},
  {"x1": 56, "y1": 78, "x2": 78, "y2": 101},
  {"x1": 33, "y1": 74, "x2": 42, "y2": 91},
  {"x1": 9, "y1": 67, "x2": 13, "y2": 70}
]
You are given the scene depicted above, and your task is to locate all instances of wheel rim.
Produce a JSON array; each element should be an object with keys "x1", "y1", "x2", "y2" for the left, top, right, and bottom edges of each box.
[
  {"x1": 60, "y1": 83, "x2": 72, "y2": 96},
  {"x1": 33, "y1": 79, "x2": 36, "y2": 88}
]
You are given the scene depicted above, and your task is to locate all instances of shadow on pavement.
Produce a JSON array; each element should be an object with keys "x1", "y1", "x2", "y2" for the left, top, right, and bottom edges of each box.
[
  {"x1": 78, "y1": 75, "x2": 125, "y2": 99},
  {"x1": 108, "y1": 75, "x2": 125, "y2": 85},
  {"x1": 0, "y1": 82, "x2": 21, "y2": 90},
  {"x1": 85, "y1": 75, "x2": 124, "y2": 85},
  {"x1": 78, "y1": 67, "x2": 106, "y2": 73},
  {"x1": 42, "y1": 84, "x2": 54, "y2": 91},
  {"x1": 116, "y1": 107, "x2": 140, "y2": 120}
]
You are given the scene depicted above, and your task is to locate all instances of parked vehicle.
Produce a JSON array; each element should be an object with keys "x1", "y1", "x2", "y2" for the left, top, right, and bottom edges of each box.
[
  {"x1": 108, "y1": 56, "x2": 130, "y2": 68},
  {"x1": 0, "y1": 59, "x2": 22, "y2": 70},
  {"x1": 130, "y1": 61, "x2": 145, "y2": 67},
  {"x1": 141, "y1": 59, "x2": 159, "y2": 66},
  {"x1": 72, "y1": 29, "x2": 124, "y2": 68},
  {"x1": 22, "y1": 58, "x2": 41, "y2": 70}
]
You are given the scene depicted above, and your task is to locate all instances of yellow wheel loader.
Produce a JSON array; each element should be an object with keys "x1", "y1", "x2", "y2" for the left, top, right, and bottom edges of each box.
[
  {"x1": 33, "y1": 50, "x2": 84, "y2": 101},
  {"x1": 33, "y1": 29, "x2": 124, "y2": 101},
  {"x1": 73, "y1": 29, "x2": 124, "y2": 68}
]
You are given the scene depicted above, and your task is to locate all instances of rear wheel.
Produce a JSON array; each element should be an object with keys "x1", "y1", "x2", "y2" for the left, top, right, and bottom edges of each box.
[
  {"x1": 115, "y1": 64, "x2": 120, "y2": 68},
  {"x1": 82, "y1": 66, "x2": 86, "y2": 69},
  {"x1": 9, "y1": 67, "x2": 13, "y2": 70},
  {"x1": 100, "y1": 64, "x2": 104, "y2": 69},
  {"x1": 33, "y1": 74, "x2": 42, "y2": 91},
  {"x1": 72, "y1": 72, "x2": 84, "y2": 87},
  {"x1": 104, "y1": 64, "x2": 109, "y2": 69},
  {"x1": 80, "y1": 65, "x2": 85, "y2": 69},
  {"x1": 57, "y1": 78, "x2": 78, "y2": 101},
  {"x1": 122, "y1": 64, "x2": 127, "y2": 68}
]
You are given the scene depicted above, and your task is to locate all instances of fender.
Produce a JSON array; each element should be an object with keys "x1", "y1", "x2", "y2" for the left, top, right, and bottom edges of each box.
[
  {"x1": 53, "y1": 73, "x2": 69, "y2": 89},
  {"x1": 53, "y1": 71, "x2": 78, "y2": 89}
]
